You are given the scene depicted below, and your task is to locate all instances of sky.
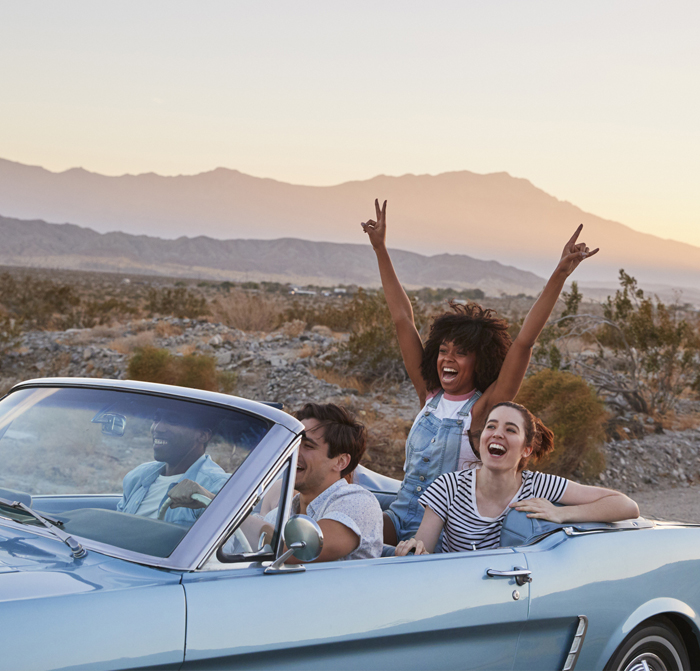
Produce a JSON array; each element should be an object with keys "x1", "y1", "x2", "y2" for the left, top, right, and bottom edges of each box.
[{"x1": 1, "y1": 1, "x2": 699, "y2": 246}]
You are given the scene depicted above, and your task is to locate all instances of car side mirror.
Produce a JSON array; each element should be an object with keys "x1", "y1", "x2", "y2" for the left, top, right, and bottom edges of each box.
[{"x1": 264, "y1": 515, "x2": 324, "y2": 574}]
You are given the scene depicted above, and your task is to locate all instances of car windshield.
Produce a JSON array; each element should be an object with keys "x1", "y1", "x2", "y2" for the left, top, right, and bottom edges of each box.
[{"x1": 0, "y1": 386, "x2": 270, "y2": 558}]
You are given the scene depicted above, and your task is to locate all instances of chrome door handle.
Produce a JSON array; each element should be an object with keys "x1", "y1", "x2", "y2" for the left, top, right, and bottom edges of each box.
[{"x1": 486, "y1": 567, "x2": 532, "y2": 586}]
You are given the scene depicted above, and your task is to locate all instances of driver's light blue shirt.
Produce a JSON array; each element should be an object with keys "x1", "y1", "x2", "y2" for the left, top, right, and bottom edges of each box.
[{"x1": 117, "y1": 454, "x2": 229, "y2": 526}]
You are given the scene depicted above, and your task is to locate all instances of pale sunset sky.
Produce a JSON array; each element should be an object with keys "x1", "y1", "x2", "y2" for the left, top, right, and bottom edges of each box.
[{"x1": 1, "y1": 1, "x2": 698, "y2": 245}]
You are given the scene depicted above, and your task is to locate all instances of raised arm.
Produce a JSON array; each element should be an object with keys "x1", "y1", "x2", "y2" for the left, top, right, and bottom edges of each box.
[
  {"x1": 475, "y1": 225, "x2": 599, "y2": 419},
  {"x1": 511, "y1": 482, "x2": 639, "y2": 523},
  {"x1": 362, "y1": 199, "x2": 428, "y2": 404}
]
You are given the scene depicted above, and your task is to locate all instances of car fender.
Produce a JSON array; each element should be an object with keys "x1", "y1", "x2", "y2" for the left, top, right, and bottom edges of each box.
[{"x1": 596, "y1": 597, "x2": 700, "y2": 668}]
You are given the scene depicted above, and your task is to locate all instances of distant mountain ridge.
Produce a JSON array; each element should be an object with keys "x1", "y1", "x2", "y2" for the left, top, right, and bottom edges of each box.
[
  {"x1": 0, "y1": 215, "x2": 547, "y2": 295},
  {"x1": 1, "y1": 157, "x2": 699, "y2": 288}
]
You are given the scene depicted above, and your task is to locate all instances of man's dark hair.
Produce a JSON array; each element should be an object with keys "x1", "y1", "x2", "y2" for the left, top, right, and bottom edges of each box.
[
  {"x1": 294, "y1": 403, "x2": 367, "y2": 477},
  {"x1": 420, "y1": 302, "x2": 512, "y2": 393}
]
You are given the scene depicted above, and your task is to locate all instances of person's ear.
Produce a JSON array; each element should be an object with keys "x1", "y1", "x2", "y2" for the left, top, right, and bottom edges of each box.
[
  {"x1": 523, "y1": 444, "x2": 533, "y2": 459},
  {"x1": 334, "y1": 453, "x2": 351, "y2": 474},
  {"x1": 196, "y1": 428, "x2": 212, "y2": 447}
]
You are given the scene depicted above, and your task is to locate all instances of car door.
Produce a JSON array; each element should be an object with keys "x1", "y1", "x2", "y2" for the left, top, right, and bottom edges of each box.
[{"x1": 182, "y1": 544, "x2": 531, "y2": 670}]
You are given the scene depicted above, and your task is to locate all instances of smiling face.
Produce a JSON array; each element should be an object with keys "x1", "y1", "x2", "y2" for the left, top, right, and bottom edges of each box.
[
  {"x1": 479, "y1": 405, "x2": 533, "y2": 472},
  {"x1": 437, "y1": 340, "x2": 477, "y2": 395},
  {"x1": 295, "y1": 418, "x2": 349, "y2": 497},
  {"x1": 151, "y1": 414, "x2": 207, "y2": 472}
]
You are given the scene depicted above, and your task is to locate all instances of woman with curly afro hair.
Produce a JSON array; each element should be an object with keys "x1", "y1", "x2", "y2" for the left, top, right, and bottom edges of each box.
[{"x1": 361, "y1": 199, "x2": 598, "y2": 547}]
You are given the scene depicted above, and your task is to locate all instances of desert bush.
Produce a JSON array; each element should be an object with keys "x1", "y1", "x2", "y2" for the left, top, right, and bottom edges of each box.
[
  {"x1": 309, "y1": 367, "x2": 368, "y2": 395},
  {"x1": 282, "y1": 299, "x2": 356, "y2": 331},
  {"x1": 108, "y1": 331, "x2": 156, "y2": 354},
  {"x1": 146, "y1": 287, "x2": 208, "y2": 319},
  {"x1": 210, "y1": 289, "x2": 283, "y2": 332},
  {"x1": 535, "y1": 273, "x2": 700, "y2": 415},
  {"x1": 0, "y1": 315, "x2": 22, "y2": 355},
  {"x1": 339, "y1": 289, "x2": 427, "y2": 382},
  {"x1": 128, "y1": 346, "x2": 220, "y2": 392},
  {"x1": 515, "y1": 368, "x2": 607, "y2": 479}
]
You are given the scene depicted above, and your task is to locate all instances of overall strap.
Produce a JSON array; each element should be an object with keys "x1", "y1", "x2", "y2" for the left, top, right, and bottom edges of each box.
[
  {"x1": 426, "y1": 390, "x2": 444, "y2": 410},
  {"x1": 458, "y1": 390, "x2": 482, "y2": 416}
]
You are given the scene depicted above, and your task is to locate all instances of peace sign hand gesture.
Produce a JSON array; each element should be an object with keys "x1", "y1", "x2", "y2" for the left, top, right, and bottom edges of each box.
[
  {"x1": 556, "y1": 224, "x2": 599, "y2": 278},
  {"x1": 361, "y1": 199, "x2": 388, "y2": 250}
]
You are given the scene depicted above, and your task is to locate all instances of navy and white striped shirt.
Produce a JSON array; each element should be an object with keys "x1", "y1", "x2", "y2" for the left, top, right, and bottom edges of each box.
[{"x1": 419, "y1": 468, "x2": 568, "y2": 552}]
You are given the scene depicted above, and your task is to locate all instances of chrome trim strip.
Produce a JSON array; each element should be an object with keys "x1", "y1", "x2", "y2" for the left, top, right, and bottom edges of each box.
[{"x1": 562, "y1": 615, "x2": 588, "y2": 671}]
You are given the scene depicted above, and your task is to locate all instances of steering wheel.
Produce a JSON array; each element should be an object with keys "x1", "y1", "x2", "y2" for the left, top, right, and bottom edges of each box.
[{"x1": 157, "y1": 493, "x2": 252, "y2": 553}]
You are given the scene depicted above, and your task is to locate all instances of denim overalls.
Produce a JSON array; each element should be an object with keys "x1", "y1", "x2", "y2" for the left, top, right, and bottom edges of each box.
[{"x1": 386, "y1": 389, "x2": 482, "y2": 542}]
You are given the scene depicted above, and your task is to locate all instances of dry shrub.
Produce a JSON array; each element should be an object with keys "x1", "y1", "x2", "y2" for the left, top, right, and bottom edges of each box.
[
  {"x1": 297, "y1": 343, "x2": 316, "y2": 358},
  {"x1": 279, "y1": 320, "x2": 306, "y2": 338},
  {"x1": 210, "y1": 290, "x2": 283, "y2": 332},
  {"x1": 310, "y1": 367, "x2": 368, "y2": 395},
  {"x1": 128, "y1": 346, "x2": 220, "y2": 392},
  {"x1": 515, "y1": 369, "x2": 607, "y2": 479},
  {"x1": 108, "y1": 331, "x2": 155, "y2": 354},
  {"x1": 363, "y1": 414, "x2": 413, "y2": 480},
  {"x1": 155, "y1": 321, "x2": 183, "y2": 337},
  {"x1": 68, "y1": 324, "x2": 125, "y2": 345},
  {"x1": 658, "y1": 408, "x2": 700, "y2": 431}
]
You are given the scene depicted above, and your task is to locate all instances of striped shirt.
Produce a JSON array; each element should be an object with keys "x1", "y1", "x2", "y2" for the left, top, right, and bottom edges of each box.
[{"x1": 419, "y1": 469, "x2": 569, "y2": 552}]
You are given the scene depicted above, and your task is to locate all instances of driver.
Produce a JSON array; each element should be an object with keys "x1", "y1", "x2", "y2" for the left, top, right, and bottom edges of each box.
[{"x1": 117, "y1": 409, "x2": 229, "y2": 525}]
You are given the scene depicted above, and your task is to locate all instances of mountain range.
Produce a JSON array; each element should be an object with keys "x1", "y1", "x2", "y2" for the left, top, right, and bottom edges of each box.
[
  {"x1": 0, "y1": 157, "x2": 698, "y2": 291},
  {"x1": 0, "y1": 215, "x2": 547, "y2": 296}
]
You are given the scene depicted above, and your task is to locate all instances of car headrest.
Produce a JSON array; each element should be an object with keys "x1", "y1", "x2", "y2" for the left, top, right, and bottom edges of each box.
[{"x1": 500, "y1": 507, "x2": 565, "y2": 547}]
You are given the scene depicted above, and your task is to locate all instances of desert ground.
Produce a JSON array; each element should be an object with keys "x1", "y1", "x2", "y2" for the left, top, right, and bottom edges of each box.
[{"x1": 2, "y1": 264, "x2": 700, "y2": 524}]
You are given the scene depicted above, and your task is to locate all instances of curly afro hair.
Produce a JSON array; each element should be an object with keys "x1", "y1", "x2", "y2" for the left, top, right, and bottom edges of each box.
[{"x1": 420, "y1": 301, "x2": 512, "y2": 393}]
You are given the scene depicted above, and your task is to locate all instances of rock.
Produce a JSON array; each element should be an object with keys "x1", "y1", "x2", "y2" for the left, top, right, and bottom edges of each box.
[
  {"x1": 216, "y1": 351, "x2": 232, "y2": 366},
  {"x1": 83, "y1": 347, "x2": 94, "y2": 361},
  {"x1": 208, "y1": 335, "x2": 223, "y2": 346}
]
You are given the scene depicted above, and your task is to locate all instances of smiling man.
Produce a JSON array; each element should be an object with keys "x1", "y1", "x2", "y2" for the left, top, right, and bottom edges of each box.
[
  {"x1": 117, "y1": 410, "x2": 229, "y2": 526},
  {"x1": 285, "y1": 403, "x2": 383, "y2": 562}
]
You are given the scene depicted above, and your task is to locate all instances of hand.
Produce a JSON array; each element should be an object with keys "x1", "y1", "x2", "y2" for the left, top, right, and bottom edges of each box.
[
  {"x1": 395, "y1": 537, "x2": 430, "y2": 556},
  {"x1": 555, "y1": 224, "x2": 599, "y2": 277},
  {"x1": 360, "y1": 199, "x2": 387, "y2": 250},
  {"x1": 168, "y1": 479, "x2": 215, "y2": 509},
  {"x1": 510, "y1": 497, "x2": 566, "y2": 523}
]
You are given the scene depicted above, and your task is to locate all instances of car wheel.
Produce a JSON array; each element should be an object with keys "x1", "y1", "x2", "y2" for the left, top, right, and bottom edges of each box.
[{"x1": 605, "y1": 617, "x2": 690, "y2": 671}]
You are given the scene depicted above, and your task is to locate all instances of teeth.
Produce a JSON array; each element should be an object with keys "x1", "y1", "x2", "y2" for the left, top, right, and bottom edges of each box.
[
  {"x1": 444, "y1": 368, "x2": 457, "y2": 373},
  {"x1": 154, "y1": 439, "x2": 167, "y2": 445},
  {"x1": 488, "y1": 443, "x2": 506, "y2": 455}
]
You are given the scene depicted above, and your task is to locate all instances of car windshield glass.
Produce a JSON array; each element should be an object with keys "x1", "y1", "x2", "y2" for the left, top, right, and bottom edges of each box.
[{"x1": 0, "y1": 386, "x2": 270, "y2": 557}]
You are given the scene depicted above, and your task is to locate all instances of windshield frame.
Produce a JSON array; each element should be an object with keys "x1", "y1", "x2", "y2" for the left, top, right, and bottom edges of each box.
[{"x1": 0, "y1": 378, "x2": 303, "y2": 570}]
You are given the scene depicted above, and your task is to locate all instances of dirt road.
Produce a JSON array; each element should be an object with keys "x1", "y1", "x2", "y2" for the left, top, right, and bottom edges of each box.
[{"x1": 633, "y1": 485, "x2": 700, "y2": 524}]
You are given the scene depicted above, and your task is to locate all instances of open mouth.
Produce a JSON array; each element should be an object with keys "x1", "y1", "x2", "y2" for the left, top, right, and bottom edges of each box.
[
  {"x1": 153, "y1": 438, "x2": 168, "y2": 446},
  {"x1": 487, "y1": 443, "x2": 507, "y2": 457},
  {"x1": 442, "y1": 367, "x2": 458, "y2": 383}
]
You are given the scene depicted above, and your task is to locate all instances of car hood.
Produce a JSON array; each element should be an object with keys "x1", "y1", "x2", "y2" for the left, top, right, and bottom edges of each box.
[{"x1": 0, "y1": 522, "x2": 181, "y2": 602}]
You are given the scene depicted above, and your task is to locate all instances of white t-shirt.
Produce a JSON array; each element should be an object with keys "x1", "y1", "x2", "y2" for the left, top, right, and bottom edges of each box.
[
  {"x1": 135, "y1": 473, "x2": 182, "y2": 518},
  {"x1": 419, "y1": 468, "x2": 569, "y2": 552},
  {"x1": 408, "y1": 390, "x2": 480, "y2": 471}
]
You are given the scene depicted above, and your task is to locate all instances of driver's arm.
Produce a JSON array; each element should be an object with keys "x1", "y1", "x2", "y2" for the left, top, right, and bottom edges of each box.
[
  {"x1": 168, "y1": 479, "x2": 215, "y2": 509},
  {"x1": 285, "y1": 519, "x2": 359, "y2": 564}
]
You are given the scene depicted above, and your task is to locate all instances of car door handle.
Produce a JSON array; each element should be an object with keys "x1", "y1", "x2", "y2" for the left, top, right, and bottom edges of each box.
[{"x1": 486, "y1": 567, "x2": 532, "y2": 586}]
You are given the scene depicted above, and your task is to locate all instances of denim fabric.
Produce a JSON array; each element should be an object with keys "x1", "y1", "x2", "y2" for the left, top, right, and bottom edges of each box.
[
  {"x1": 117, "y1": 454, "x2": 230, "y2": 526},
  {"x1": 385, "y1": 390, "x2": 481, "y2": 542}
]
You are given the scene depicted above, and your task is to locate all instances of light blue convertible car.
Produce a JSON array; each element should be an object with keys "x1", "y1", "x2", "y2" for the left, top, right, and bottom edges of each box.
[{"x1": 0, "y1": 378, "x2": 698, "y2": 671}]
